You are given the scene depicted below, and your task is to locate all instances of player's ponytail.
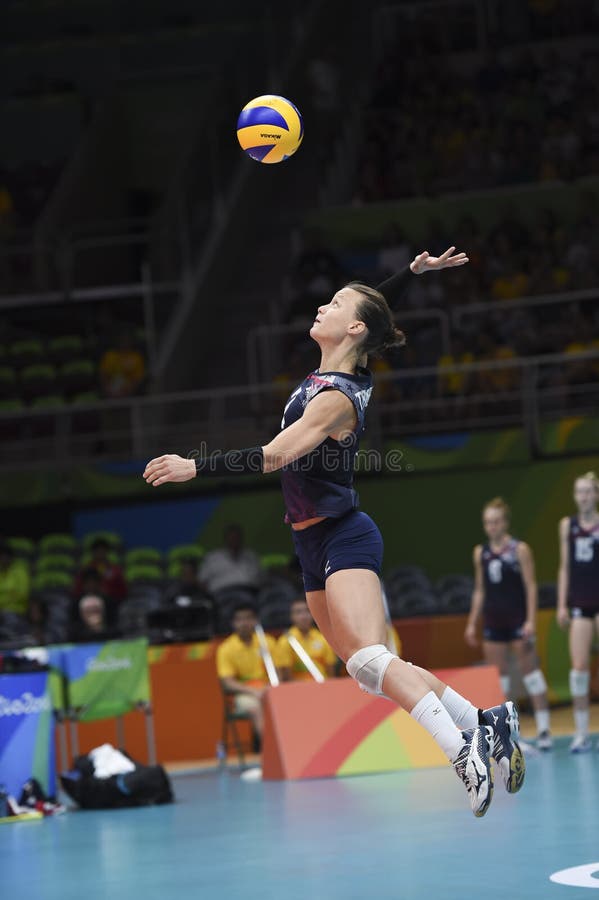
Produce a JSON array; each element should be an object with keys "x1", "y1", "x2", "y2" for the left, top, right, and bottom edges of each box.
[
  {"x1": 348, "y1": 282, "x2": 406, "y2": 357},
  {"x1": 483, "y1": 497, "x2": 511, "y2": 520}
]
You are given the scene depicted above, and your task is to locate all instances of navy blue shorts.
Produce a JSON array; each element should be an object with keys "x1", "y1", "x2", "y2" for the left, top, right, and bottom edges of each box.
[
  {"x1": 570, "y1": 606, "x2": 599, "y2": 620},
  {"x1": 291, "y1": 511, "x2": 383, "y2": 592},
  {"x1": 483, "y1": 624, "x2": 525, "y2": 643}
]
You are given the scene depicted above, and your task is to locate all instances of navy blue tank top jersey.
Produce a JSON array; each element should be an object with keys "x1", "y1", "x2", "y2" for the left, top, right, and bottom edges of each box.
[
  {"x1": 279, "y1": 368, "x2": 373, "y2": 523},
  {"x1": 568, "y1": 516, "x2": 599, "y2": 609},
  {"x1": 481, "y1": 538, "x2": 526, "y2": 628}
]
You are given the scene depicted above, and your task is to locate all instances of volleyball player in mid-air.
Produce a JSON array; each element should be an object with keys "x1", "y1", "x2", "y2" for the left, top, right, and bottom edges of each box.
[
  {"x1": 465, "y1": 497, "x2": 552, "y2": 751},
  {"x1": 144, "y1": 247, "x2": 525, "y2": 817},
  {"x1": 557, "y1": 471, "x2": 599, "y2": 753}
]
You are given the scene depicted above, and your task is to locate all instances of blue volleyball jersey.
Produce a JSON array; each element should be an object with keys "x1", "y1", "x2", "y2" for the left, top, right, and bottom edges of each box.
[
  {"x1": 568, "y1": 516, "x2": 599, "y2": 609},
  {"x1": 481, "y1": 538, "x2": 527, "y2": 628},
  {"x1": 279, "y1": 367, "x2": 373, "y2": 523}
]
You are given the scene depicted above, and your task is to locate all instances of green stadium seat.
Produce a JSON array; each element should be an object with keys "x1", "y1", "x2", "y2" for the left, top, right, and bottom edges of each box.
[
  {"x1": 82, "y1": 531, "x2": 122, "y2": 550},
  {"x1": 21, "y1": 363, "x2": 58, "y2": 401},
  {"x1": 71, "y1": 391, "x2": 100, "y2": 405},
  {"x1": 0, "y1": 397, "x2": 24, "y2": 413},
  {"x1": 7, "y1": 536, "x2": 35, "y2": 557},
  {"x1": 33, "y1": 570, "x2": 73, "y2": 591},
  {"x1": 81, "y1": 549, "x2": 120, "y2": 567},
  {"x1": 38, "y1": 533, "x2": 78, "y2": 555},
  {"x1": 30, "y1": 394, "x2": 65, "y2": 409},
  {"x1": 36, "y1": 553, "x2": 76, "y2": 573},
  {"x1": 48, "y1": 335, "x2": 85, "y2": 365},
  {"x1": 9, "y1": 338, "x2": 44, "y2": 367},
  {"x1": 59, "y1": 358, "x2": 96, "y2": 396},
  {"x1": 167, "y1": 545, "x2": 205, "y2": 564},
  {"x1": 125, "y1": 563, "x2": 163, "y2": 584},
  {"x1": 260, "y1": 553, "x2": 290, "y2": 571},
  {"x1": 125, "y1": 547, "x2": 163, "y2": 567}
]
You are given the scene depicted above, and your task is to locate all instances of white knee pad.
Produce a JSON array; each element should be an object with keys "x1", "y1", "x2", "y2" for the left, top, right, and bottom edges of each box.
[
  {"x1": 500, "y1": 675, "x2": 511, "y2": 697},
  {"x1": 570, "y1": 669, "x2": 590, "y2": 698},
  {"x1": 522, "y1": 668, "x2": 547, "y2": 696},
  {"x1": 346, "y1": 644, "x2": 395, "y2": 696}
]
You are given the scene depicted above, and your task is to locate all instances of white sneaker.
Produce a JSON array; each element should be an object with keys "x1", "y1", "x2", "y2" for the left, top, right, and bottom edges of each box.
[
  {"x1": 570, "y1": 734, "x2": 592, "y2": 753},
  {"x1": 536, "y1": 730, "x2": 553, "y2": 752},
  {"x1": 452, "y1": 726, "x2": 494, "y2": 818}
]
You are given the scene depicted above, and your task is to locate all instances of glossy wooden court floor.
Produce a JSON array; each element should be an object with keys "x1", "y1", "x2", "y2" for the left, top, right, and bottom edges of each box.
[{"x1": 2, "y1": 733, "x2": 599, "y2": 900}]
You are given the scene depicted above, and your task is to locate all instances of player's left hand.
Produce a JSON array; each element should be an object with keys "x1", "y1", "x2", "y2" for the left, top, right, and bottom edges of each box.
[
  {"x1": 521, "y1": 620, "x2": 535, "y2": 641},
  {"x1": 410, "y1": 246, "x2": 469, "y2": 275},
  {"x1": 143, "y1": 454, "x2": 196, "y2": 486}
]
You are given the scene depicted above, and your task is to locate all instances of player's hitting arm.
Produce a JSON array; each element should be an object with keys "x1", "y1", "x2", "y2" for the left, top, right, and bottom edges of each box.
[
  {"x1": 143, "y1": 390, "x2": 356, "y2": 486},
  {"x1": 517, "y1": 542, "x2": 537, "y2": 636},
  {"x1": 465, "y1": 546, "x2": 484, "y2": 646},
  {"x1": 556, "y1": 517, "x2": 570, "y2": 628},
  {"x1": 261, "y1": 391, "x2": 356, "y2": 473}
]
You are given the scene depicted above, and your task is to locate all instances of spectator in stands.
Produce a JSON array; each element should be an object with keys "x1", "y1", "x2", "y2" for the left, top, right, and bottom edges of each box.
[
  {"x1": 437, "y1": 337, "x2": 475, "y2": 398},
  {"x1": 99, "y1": 330, "x2": 145, "y2": 398},
  {"x1": 276, "y1": 598, "x2": 337, "y2": 681},
  {"x1": 161, "y1": 558, "x2": 215, "y2": 634},
  {"x1": 199, "y1": 524, "x2": 263, "y2": 602},
  {"x1": 0, "y1": 541, "x2": 30, "y2": 619},
  {"x1": 216, "y1": 603, "x2": 276, "y2": 742},
  {"x1": 70, "y1": 594, "x2": 119, "y2": 643},
  {"x1": 73, "y1": 541, "x2": 127, "y2": 621}
]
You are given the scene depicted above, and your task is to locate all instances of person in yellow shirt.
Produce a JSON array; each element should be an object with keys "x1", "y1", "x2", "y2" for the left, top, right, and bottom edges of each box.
[
  {"x1": 216, "y1": 603, "x2": 277, "y2": 739},
  {"x1": 0, "y1": 542, "x2": 30, "y2": 617},
  {"x1": 276, "y1": 598, "x2": 337, "y2": 681},
  {"x1": 99, "y1": 331, "x2": 146, "y2": 398}
]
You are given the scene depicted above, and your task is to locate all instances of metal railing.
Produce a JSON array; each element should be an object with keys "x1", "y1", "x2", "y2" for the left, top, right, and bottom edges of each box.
[{"x1": 0, "y1": 348, "x2": 597, "y2": 472}]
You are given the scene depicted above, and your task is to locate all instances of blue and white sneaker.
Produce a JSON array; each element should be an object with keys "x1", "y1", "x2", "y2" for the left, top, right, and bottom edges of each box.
[
  {"x1": 452, "y1": 726, "x2": 494, "y2": 818},
  {"x1": 480, "y1": 701, "x2": 525, "y2": 794},
  {"x1": 570, "y1": 734, "x2": 592, "y2": 754}
]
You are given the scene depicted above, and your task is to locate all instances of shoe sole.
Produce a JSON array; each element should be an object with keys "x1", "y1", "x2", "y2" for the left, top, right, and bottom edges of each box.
[
  {"x1": 495, "y1": 701, "x2": 526, "y2": 794},
  {"x1": 472, "y1": 727, "x2": 494, "y2": 818}
]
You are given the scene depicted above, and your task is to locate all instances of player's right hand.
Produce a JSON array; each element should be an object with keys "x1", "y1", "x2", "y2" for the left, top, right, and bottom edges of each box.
[
  {"x1": 556, "y1": 607, "x2": 570, "y2": 630},
  {"x1": 143, "y1": 454, "x2": 196, "y2": 486},
  {"x1": 464, "y1": 622, "x2": 478, "y2": 647}
]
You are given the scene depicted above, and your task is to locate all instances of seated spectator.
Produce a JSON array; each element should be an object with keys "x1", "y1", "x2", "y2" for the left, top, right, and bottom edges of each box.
[
  {"x1": 70, "y1": 594, "x2": 120, "y2": 643},
  {"x1": 155, "y1": 558, "x2": 215, "y2": 638},
  {"x1": 73, "y1": 541, "x2": 127, "y2": 620},
  {"x1": 99, "y1": 330, "x2": 145, "y2": 398},
  {"x1": 0, "y1": 540, "x2": 30, "y2": 619},
  {"x1": 216, "y1": 603, "x2": 276, "y2": 743},
  {"x1": 437, "y1": 338, "x2": 474, "y2": 397},
  {"x1": 164, "y1": 559, "x2": 211, "y2": 607},
  {"x1": 199, "y1": 524, "x2": 263, "y2": 602},
  {"x1": 275, "y1": 598, "x2": 337, "y2": 681}
]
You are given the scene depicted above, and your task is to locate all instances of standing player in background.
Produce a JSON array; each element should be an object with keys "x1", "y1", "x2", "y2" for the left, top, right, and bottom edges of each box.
[
  {"x1": 557, "y1": 471, "x2": 599, "y2": 753},
  {"x1": 144, "y1": 247, "x2": 526, "y2": 818},
  {"x1": 465, "y1": 498, "x2": 552, "y2": 750}
]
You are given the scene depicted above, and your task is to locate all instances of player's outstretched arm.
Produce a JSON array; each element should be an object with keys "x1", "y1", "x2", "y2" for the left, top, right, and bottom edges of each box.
[
  {"x1": 376, "y1": 246, "x2": 469, "y2": 310},
  {"x1": 143, "y1": 390, "x2": 355, "y2": 486}
]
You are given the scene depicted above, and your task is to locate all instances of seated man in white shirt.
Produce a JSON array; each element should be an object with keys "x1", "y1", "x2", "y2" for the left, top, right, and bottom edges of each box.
[{"x1": 199, "y1": 524, "x2": 264, "y2": 606}]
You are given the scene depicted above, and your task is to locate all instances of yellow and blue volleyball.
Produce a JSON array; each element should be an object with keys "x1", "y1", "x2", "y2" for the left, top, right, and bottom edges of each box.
[{"x1": 236, "y1": 94, "x2": 304, "y2": 164}]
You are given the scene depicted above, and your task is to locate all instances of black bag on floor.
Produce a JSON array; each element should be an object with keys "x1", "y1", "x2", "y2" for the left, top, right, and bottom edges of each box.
[{"x1": 60, "y1": 753, "x2": 173, "y2": 809}]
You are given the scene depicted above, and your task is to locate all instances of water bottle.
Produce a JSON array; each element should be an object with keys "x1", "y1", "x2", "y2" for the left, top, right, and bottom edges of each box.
[
  {"x1": 216, "y1": 741, "x2": 227, "y2": 768},
  {"x1": 0, "y1": 784, "x2": 9, "y2": 818}
]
